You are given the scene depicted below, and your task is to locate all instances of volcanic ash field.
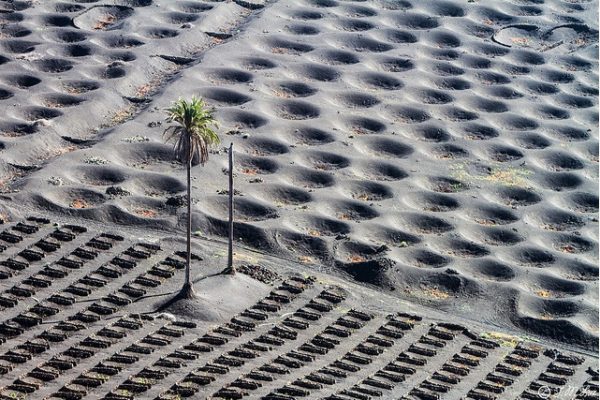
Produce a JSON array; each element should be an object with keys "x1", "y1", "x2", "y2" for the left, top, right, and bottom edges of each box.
[{"x1": 0, "y1": 1, "x2": 598, "y2": 397}]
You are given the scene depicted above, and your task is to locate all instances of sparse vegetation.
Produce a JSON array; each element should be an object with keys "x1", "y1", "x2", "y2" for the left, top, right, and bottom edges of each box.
[
  {"x1": 84, "y1": 156, "x2": 108, "y2": 165},
  {"x1": 348, "y1": 255, "x2": 367, "y2": 263},
  {"x1": 298, "y1": 255, "x2": 314, "y2": 264},
  {"x1": 133, "y1": 208, "x2": 158, "y2": 218},
  {"x1": 481, "y1": 332, "x2": 521, "y2": 348},
  {"x1": 93, "y1": 14, "x2": 116, "y2": 30},
  {"x1": 48, "y1": 176, "x2": 63, "y2": 186},
  {"x1": 451, "y1": 161, "x2": 533, "y2": 188},
  {"x1": 535, "y1": 289, "x2": 552, "y2": 298},
  {"x1": 122, "y1": 135, "x2": 149, "y2": 143},
  {"x1": 70, "y1": 198, "x2": 89, "y2": 209},
  {"x1": 110, "y1": 106, "x2": 135, "y2": 126}
]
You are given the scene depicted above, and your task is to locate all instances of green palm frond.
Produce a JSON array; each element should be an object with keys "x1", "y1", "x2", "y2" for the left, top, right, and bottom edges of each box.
[{"x1": 163, "y1": 96, "x2": 220, "y2": 165}]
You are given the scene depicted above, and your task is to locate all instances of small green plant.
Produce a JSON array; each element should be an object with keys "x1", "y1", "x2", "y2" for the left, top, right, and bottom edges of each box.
[
  {"x1": 48, "y1": 176, "x2": 63, "y2": 186},
  {"x1": 84, "y1": 156, "x2": 108, "y2": 165},
  {"x1": 122, "y1": 135, "x2": 150, "y2": 143}
]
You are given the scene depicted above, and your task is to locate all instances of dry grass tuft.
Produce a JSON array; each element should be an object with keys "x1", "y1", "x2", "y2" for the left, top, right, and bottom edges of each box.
[
  {"x1": 134, "y1": 208, "x2": 158, "y2": 218},
  {"x1": 535, "y1": 290, "x2": 552, "y2": 298},
  {"x1": 481, "y1": 332, "x2": 520, "y2": 348},
  {"x1": 421, "y1": 286, "x2": 450, "y2": 299},
  {"x1": 348, "y1": 255, "x2": 366, "y2": 263},
  {"x1": 70, "y1": 198, "x2": 89, "y2": 209},
  {"x1": 241, "y1": 168, "x2": 259, "y2": 175},
  {"x1": 451, "y1": 162, "x2": 533, "y2": 188},
  {"x1": 110, "y1": 106, "x2": 135, "y2": 125},
  {"x1": 511, "y1": 37, "x2": 530, "y2": 46},
  {"x1": 93, "y1": 14, "x2": 116, "y2": 30}
]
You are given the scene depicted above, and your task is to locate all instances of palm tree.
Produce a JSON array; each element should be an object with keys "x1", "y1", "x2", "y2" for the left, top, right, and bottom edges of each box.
[{"x1": 163, "y1": 96, "x2": 219, "y2": 299}]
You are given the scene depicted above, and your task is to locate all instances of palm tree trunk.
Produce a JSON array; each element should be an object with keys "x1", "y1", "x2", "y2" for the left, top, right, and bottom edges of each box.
[{"x1": 182, "y1": 154, "x2": 195, "y2": 298}]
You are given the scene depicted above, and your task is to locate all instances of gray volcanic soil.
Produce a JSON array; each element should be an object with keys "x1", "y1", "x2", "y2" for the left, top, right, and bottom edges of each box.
[{"x1": 0, "y1": 0, "x2": 598, "y2": 353}]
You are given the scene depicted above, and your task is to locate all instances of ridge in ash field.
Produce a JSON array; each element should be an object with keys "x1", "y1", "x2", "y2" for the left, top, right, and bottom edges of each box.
[{"x1": 0, "y1": 0, "x2": 598, "y2": 352}]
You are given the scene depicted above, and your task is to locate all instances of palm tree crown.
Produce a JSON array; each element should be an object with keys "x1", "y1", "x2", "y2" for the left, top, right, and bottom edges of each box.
[{"x1": 163, "y1": 96, "x2": 220, "y2": 165}]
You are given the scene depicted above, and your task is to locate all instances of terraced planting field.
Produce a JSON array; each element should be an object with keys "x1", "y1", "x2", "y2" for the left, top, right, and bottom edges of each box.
[{"x1": 0, "y1": 217, "x2": 597, "y2": 400}]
